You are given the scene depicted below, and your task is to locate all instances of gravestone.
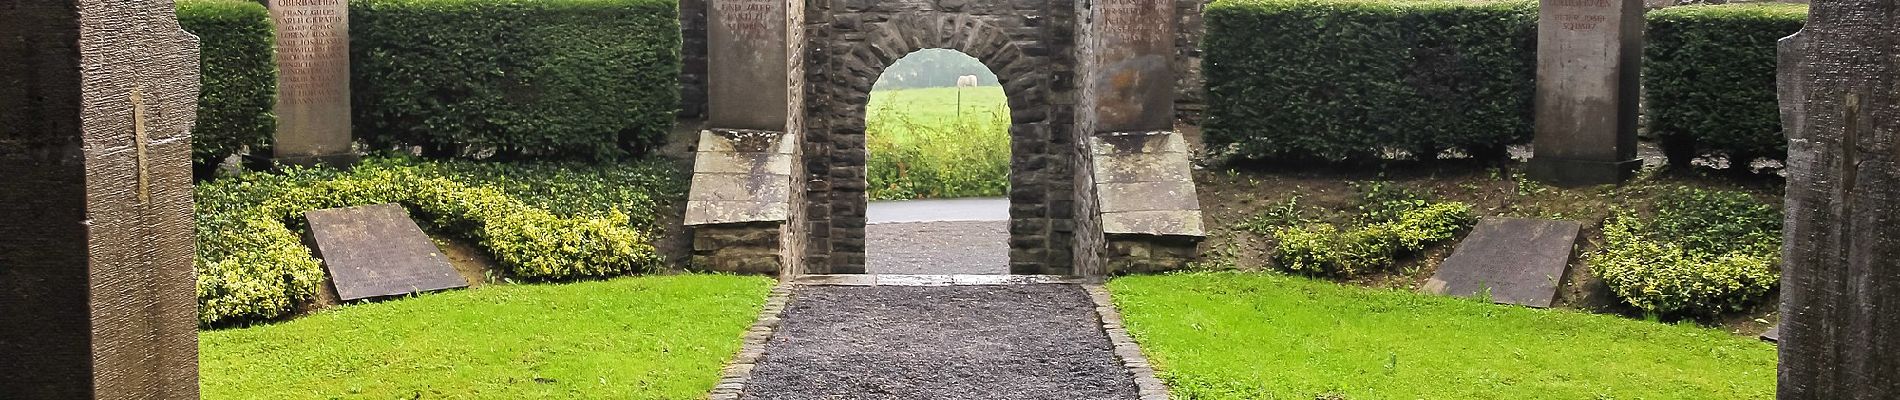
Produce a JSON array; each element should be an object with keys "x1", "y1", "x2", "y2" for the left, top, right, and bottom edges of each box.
[
  {"x1": 1424, "y1": 218, "x2": 1581, "y2": 308},
  {"x1": 305, "y1": 204, "x2": 467, "y2": 301},
  {"x1": 707, "y1": 0, "x2": 788, "y2": 130},
  {"x1": 1088, "y1": 0, "x2": 1177, "y2": 132},
  {"x1": 0, "y1": 0, "x2": 202, "y2": 397},
  {"x1": 269, "y1": 0, "x2": 356, "y2": 166},
  {"x1": 1527, "y1": 0, "x2": 1643, "y2": 186},
  {"x1": 1774, "y1": 0, "x2": 1900, "y2": 396},
  {"x1": 1760, "y1": 324, "x2": 1779, "y2": 343}
]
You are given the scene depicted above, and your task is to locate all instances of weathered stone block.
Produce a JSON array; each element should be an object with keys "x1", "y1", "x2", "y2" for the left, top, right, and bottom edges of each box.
[{"x1": 1528, "y1": 0, "x2": 1644, "y2": 186}]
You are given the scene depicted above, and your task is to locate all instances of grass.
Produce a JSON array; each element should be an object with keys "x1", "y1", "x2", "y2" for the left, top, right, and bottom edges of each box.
[
  {"x1": 1109, "y1": 272, "x2": 1779, "y2": 399},
  {"x1": 865, "y1": 86, "x2": 1011, "y2": 200},
  {"x1": 200, "y1": 274, "x2": 774, "y2": 399}
]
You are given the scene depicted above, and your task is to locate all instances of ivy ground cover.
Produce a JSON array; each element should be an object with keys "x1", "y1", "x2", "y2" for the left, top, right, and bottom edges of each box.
[
  {"x1": 200, "y1": 274, "x2": 773, "y2": 398},
  {"x1": 1110, "y1": 273, "x2": 1778, "y2": 399}
]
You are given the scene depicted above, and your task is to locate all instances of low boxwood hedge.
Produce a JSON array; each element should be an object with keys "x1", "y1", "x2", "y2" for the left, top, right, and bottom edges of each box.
[
  {"x1": 351, "y1": 0, "x2": 681, "y2": 160},
  {"x1": 1202, "y1": 0, "x2": 1537, "y2": 162},
  {"x1": 1644, "y1": 3, "x2": 1808, "y2": 167},
  {"x1": 176, "y1": 0, "x2": 277, "y2": 166},
  {"x1": 194, "y1": 159, "x2": 681, "y2": 326},
  {"x1": 1587, "y1": 186, "x2": 1782, "y2": 316}
]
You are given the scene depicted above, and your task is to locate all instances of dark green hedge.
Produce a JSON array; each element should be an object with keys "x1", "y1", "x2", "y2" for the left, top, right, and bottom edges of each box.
[
  {"x1": 1644, "y1": 3, "x2": 1807, "y2": 167},
  {"x1": 351, "y1": 0, "x2": 681, "y2": 160},
  {"x1": 1202, "y1": 0, "x2": 1537, "y2": 162},
  {"x1": 177, "y1": 0, "x2": 277, "y2": 165}
]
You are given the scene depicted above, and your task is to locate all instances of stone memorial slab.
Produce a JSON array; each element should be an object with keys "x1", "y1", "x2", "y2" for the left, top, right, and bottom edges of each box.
[
  {"x1": 686, "y1": 129, "x2": 795, "y2": 225},
  {"x1": 1, "y1": 1, "x2": 202, "y2": 397},
  {"x1": 708, "y1": 0, "x2": 788, "y2": 130},
  {"x1": 1528, "y1": 0, "x2": 1643, "y2": 186},
  {"x1": 1089, "y1": 132, "x2": 1204, "y2": 236},
  {"x1": 305, "y1": 204, "x2": 467, "y2": 301},
  {"x1": 1774, "y1": 1, "x2": 1900, "y2": 395},
  {"x1": 1761, "y1": 324, "x2": 1779, "y2": 343},
  {"x1": 269, "y1": 0, "x2": 355, "y2": 166},
  {"x1": 1424, "y1": 218, "x2": 1581, "y2": 308},
  {"x1": 1089, "y1": 0, "x2": 1176, "y2": 132}
]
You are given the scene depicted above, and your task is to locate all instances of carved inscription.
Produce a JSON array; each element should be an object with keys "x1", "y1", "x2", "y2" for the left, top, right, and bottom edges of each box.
[
  {"x1": 1549, "y1": 0, "x2": 1611, "y2": 31},
  {"x1": 715, "y1": 0, "x2": 780, "y2": 40},
  {"x1": 271, "y1": 0, "x2": 348, "y2": 106},
  {"x1": 1096, "y1": 0, "x2": 1170, "y2": 44}
]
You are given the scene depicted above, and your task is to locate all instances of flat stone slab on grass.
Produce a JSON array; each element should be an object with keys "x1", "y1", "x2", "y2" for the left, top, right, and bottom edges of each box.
[
  {"x1": 1424, "y1": 217, "x2": 1581, "y2": 308},
  {"x1": 306, "y1": 203, "x2": 467, "y2": 301},
  {"x1": 739, "y1": 285, "x2": 1138, "y2": 400},
  {"x1": 1762, "y1": 324, "x2": 1780, "y2": 343}
]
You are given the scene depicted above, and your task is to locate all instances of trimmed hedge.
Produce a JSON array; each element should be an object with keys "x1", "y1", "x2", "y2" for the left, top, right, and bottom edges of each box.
[
  {"x1": 177, "y1": 0, "x2": 277, "y2": 165},
  {"x1": 351, "y1": 0, "x2": 682, "y2": 160},
  {"x1": 195, "y1": 159, "x2": 677, "y2": 325},
  {"x1": 1203, "y1": 0, "x2": 1537, "y2": 162},
  {"x1": 1644, "y1": 3, "x2": 1807, "y2": 167}
]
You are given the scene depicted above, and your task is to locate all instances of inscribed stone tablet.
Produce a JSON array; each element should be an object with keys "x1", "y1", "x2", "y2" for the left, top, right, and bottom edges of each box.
[
  {"x1": 1424, "y1": 218, "x2": 1581, "y2": 308},
  {"x1": 1528, "y1": 0, "x2": 1642, "y2": 185},
  {"x1": 306, "y1": 204, "x2": 467, "y2": 301},
  {"x1": 1090, "y1": 0, "x2": 1175, "y2": 132},
  {"x1": 707, "y1": 0, "x2": 788, "y2": 130},
  {"x1": 269, "y1": 0, "x2": 354, "y2": 165}
]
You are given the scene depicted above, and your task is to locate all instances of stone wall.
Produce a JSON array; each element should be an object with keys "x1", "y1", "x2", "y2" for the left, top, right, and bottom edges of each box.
[{"x1": 691, "y1": 222, "x2": 788, "y2": 274}]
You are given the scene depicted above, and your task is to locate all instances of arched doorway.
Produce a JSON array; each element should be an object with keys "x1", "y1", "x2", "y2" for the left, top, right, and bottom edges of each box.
[
  {"x1": 798, "y1": 14, "x2": 1078, "y2": 276},
  {"x1": 863, "y1": 48, "x2": 1013, "y2": 275}
]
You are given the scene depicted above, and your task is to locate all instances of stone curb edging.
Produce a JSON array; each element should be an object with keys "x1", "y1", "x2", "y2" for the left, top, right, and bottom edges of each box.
[
  {"x1": 707, "y1": 283, "x2": 795, "y2": 400},
  {"x1": 1085, "y1": 284, "x2": 1172, "y2": 400}
]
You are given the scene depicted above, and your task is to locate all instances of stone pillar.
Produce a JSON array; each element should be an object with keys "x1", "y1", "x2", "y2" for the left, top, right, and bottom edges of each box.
[
  {"x1": 1528, "y1": 0, "x2": 1643, "y2": 186},
  {"x1": 1775, "y1": 0, "x2": 1900, "y2": 396},
  {"x1": 269, "y1": 0, "x2": 356, "y2": 167},
  {"x1": 1075, "y1": 0, "x2": 1204, "y2": 275},
  {"x1": 693, "y1": 0, "x2": 803, "y2": 274},
  {"x1": 0, "y1": 1, "x2": 201, "y2": 398}
]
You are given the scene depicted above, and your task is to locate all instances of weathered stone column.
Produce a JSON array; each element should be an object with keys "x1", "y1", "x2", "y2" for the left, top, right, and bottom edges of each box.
[
  {"x1": 1775, "y1": 0, "x2": 1900, "y2": 397},
  {"x1": 1527, "y1": 0, "x2": 1643, "y2": 186},
  {"x1": 0, "y1": 1, "x2": 201, "y2": 397},
  {"x1": 268, "y1": 0, "x2": 356, "y2": 167},
  {"x1": 1076, "y1": 0, "x2": 1204, "y2": 275},
  {"x1": 690, "y1": 0, "x2": 804, "y2": 274}
]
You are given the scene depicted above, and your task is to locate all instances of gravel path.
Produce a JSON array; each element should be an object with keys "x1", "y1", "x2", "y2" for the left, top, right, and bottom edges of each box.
[
  {"x1": 739, "y1": 285, "x2": 1139, "y2": 400},
  {"x1": 866, "y1": 221, "x2": 1009, "y2": 275}
]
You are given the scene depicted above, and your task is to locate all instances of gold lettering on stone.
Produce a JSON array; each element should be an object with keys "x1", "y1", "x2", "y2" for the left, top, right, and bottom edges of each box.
[{"x1": 132, "y1": 86, "x2": 151, "y2": 203}]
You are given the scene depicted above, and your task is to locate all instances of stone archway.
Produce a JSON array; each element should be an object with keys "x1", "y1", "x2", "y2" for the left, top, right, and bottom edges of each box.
[
  {"x1": 682, "y1": 0, "x2": 1207, "y2": 277},
  {"x1": 802, "y1": 14, "x2": 1074, "y2": 275}
]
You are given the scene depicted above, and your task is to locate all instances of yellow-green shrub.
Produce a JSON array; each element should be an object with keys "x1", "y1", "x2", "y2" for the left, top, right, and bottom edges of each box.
[
  {"x1": 1587, "y1": 187, "x2": 1781, "y2": 315},
  {"x1": 1274, "y1": 202, "x2": 1474, "y2": 276},
  {"x1": 195, "y1": 161, "x2": 673, "y2": 326}
]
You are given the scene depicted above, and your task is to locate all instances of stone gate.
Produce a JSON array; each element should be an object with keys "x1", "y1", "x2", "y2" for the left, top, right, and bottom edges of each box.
[{"x1": 681, "y1": 0, "x2": 1207, "y2": 276}]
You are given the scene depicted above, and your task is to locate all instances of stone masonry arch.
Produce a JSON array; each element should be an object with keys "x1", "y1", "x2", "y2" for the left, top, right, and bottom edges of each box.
[
  {"x1": 683, "y1": 0, "x2": 1207, "y2": 277},
  {"x1": 804, "y1": 13, "x2": 1071, "y2": 275}
]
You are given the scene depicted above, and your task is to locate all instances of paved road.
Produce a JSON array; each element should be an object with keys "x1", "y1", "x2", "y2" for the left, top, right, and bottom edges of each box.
[
  {"x1": 739, "y1": 285, "x2": 1139, "y2": 400},
  {"x1": 867, "y1": 197, "x2": 1009, "y2": 224},
  {"x1": 866, "y1": 198, "x2": 1011, "y2": 275}
]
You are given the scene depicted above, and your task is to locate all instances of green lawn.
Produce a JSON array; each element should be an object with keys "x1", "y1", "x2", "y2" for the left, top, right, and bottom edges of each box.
[
  {"x1": 866, "y1": 87, "x2": 1011, "y2": 200},
  {"x1": 200, "y1": 274, "x2": 773, "y2": 399},
  {"x1": 1109, "y1": 273, "x2": 1778, "y2": 399}
]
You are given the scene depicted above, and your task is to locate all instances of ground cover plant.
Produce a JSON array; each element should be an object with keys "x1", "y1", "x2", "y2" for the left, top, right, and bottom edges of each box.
[
  {"x1": 1110, "y1": 272, "x2": 1778, "y2": 399},
  {"x1": 1192, "y1": 163, "x2": 1787, "y2": 333},
  {"x1": 200, "y1": 274, "x2": 773, "y2": 398},
  {"x1": 194, "y1": 157, "x2": 685, "y2": 326},
  {"x1": 866, "y1": 87, "x2": 1011, "y2": 200},
  {"x1": 1589, "y1": 186, "x2": 1782, "y2": 316},
  {"x1": 1267, "y1": 182, "x2": 1476, "y2": 277}
]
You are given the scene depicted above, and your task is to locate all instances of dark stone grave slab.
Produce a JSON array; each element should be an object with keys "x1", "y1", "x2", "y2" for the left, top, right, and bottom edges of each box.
[
  {"x1": 305, "y1": 203, "x2": 467, "y2": 301},
  {"x1": 1761, "y1": 324, "x2": 1780, "y2": 343},
  {"x1": 1424, "y1": 217, "x2": 1581, "y2": 308}
]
